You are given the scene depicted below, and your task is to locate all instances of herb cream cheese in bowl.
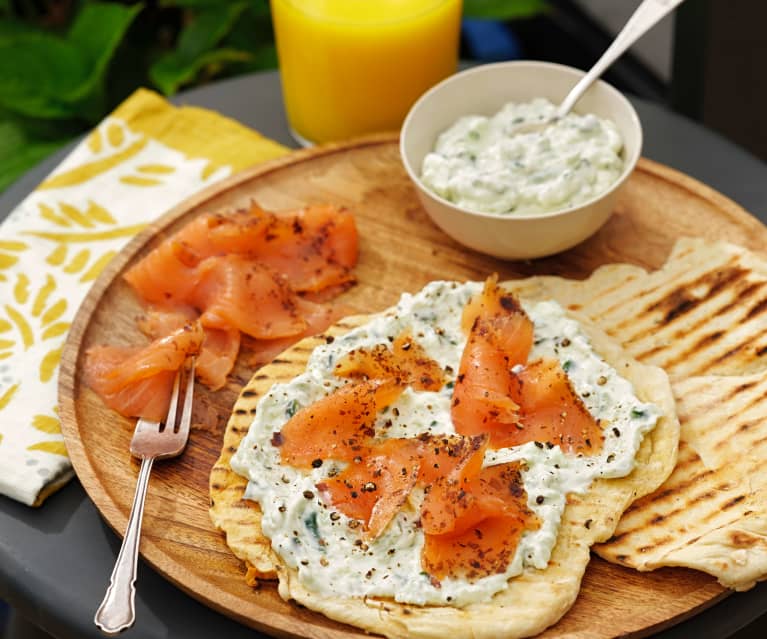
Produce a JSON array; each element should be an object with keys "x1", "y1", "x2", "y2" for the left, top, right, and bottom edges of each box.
[{"x1": 400, "y1": 61, "x2": 642, "y2": 259}]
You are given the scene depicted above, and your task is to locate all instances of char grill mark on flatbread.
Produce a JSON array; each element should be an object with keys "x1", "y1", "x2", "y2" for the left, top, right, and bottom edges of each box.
[
  {"x1": 675, "y1": 374, "x2": 767, "y2": 468},
  {"x1": 596, "y1": 371, "x2": 767, "y2": 590},
  {"x1": 602, "y1": 256, "x2": 745, "y2": 329},
  {"x1": 616, "y1": 262, "x2": 767, "y2": 376},
  {"x1": 533, "y1": 239, "x2": 767, "y2": 378},
  {"x1": 627, "y1": 266, "x2": 767, "y2": 372}
]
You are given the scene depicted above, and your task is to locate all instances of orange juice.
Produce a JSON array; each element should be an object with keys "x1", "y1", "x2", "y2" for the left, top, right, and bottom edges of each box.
[{"x1": 271, "y1": 0, "x2": 462, "y2": 144}]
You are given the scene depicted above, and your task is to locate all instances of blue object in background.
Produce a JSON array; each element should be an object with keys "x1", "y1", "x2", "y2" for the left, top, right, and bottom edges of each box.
[
  {"x1": 1, "y1": 599, "x2": 8, "y2": 635},
  {"x1": 461, "y1": 18, "x2": 523, "y2": 62}
]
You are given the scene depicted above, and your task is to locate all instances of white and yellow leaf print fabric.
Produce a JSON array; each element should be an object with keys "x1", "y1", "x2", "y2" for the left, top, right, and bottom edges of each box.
[{"x1": 0, "y1": 88, "x2": 288, "y2": 506}]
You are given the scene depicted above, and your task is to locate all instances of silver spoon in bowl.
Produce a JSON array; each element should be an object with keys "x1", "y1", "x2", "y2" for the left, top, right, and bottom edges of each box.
[{"x1": 512, "y1": 0, "x2": 686, "y2": 136}]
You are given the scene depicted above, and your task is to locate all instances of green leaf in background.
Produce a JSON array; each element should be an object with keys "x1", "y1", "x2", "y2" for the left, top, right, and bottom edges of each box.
[
  {"x1": 158, "y1": 0, "x2": 232, "y2": 8},
  {"x1": 161, "y1": 0, "x2": 268, "y2": 12},
  {"x1": 0, "y1": 121, "x2": 67, "y2": 192},
  {"x1": 247, "y1": 0, "x2": 271, "y2": 18},
  {"x1": 0, "y1": 34, "x2": 88, "y2": 119},
  {"x1": 0, "y1": 18, "x2": 35, "y2": 37},
  {"x1": 151, "y1": 48, "x2": 252, "y2": 96},
  {"x1": 0, "y1": 2, "x2": 140, "y2": 122},
  {"x1": 223, "y1": 0, "x2": 276, "y2": 73},
  {"x1": 246, "y1": 43, "x2": 277, "y2": 69},
  {"x1": 463, "y1": 0, "x2": 547, "y2": 20},
  {"x1": 177, "y1": 2, "x2": 248, "y2": 60},
  {"x1": 149, "y1": 2, "x2": 250, "y2": 95},
  {"x1": 66, "y1": 2, "x2": 143, "y2": 120}
]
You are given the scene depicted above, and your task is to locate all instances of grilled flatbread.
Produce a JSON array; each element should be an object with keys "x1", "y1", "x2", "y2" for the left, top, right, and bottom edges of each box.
[
  {"x1": 507, "y1": 237, "x2": 767, "y2": 378},
  {"x1": 595, "y1": 373, "x2": 767, "y2": 590},
  {"x1": 211, "y1": 302, "x2": 678, "y2": 638},
  {"x1": 503, "y1": 238, "x2": 767, "y2": 591}
]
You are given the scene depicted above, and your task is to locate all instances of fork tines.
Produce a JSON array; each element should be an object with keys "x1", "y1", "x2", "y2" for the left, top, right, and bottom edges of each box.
[
  {"x1": 175, "y1": 357, "x2": 195, "y2": 436},
  {"x1": 130, "y1": 357, "x2": 195, "y2": 459},
  {"x1": 162, "y1": 357, "x2": 195, "y2": 435}
]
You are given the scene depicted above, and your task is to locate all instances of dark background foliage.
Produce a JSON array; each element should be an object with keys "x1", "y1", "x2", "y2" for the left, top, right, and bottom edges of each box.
[{"x1": 0, "y1": 0, "x2": 547, "y2": 192}]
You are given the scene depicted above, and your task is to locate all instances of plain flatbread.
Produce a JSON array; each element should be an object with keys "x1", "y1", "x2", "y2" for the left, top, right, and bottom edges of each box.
[
  {"x1": 503, "y1": 237, "x2": 767, "y2": 591},
  {"x1": 210, "y1": 301, "x2": 679, "y2": 639}
]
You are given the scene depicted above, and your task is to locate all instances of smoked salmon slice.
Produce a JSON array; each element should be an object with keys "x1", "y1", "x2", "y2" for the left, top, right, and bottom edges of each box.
[
  {"x1": 192, "y1": 256, "x2": 308, "y2": 339},
  {"x1": 314, "y1": 431, "x2": 539, "y2": 578},
  {"x1": 83, "y1": 322, "x2": 203, "y2": 421},
  {"x1": 452, "y1": 278, "x2": 534, "y2": 447},
  {"x1": 460, "y1": 275, "x2": 533, "y2": 362},
  {"x1": 334, "y1": 330, "x2": 446, "y2": 391},
  {"x1": 87, "y1": 202, "x2": 358, "y2": 417},
  {"x1": 317, "y1": 437, "x2": 421, "y2": 539},
  {"x1": 137, "y1": 285, "x2": 345, "y2": 390},
  {"x1": 222, "y1": 204, "x2": 358, "y2": 294},
  {"x1": 123, "y1": 204, "x2": 358, "y2": 303},
  {"x1": 134, "y1": 255, "x2": 316, "y2": 340},
  {"x1": 241, "y1": 300, "x2": 351, "y2": 371},
  {"x1": 136, "y1": 306, "x2": 197, "y2": 337},
  {"x1": 511, "y1": 358, "x2": 604, "y2": 454},
  {"x1": 276, "y1": 378, "x2": 406, "y2": 468},
  {"x1": 122, "y1": 221, "x2": 207, "y2": 306},
  {"x1": 319, "y1": 434, "x2": 488, "y2": 540},
  {"x1": 138, "y1": 308, "x2": 240, "y2": 391},
  {"x1": 453, "y1": 276, "x2": 601, "y2": 452},
  {"x1": 422, "y1": 462, "x2": 539, "y2": 580},
  {"x1": 418, "y1": 434, "x2": 489, "y2": 536},
  {"x1": 196, "y1": 327, "x2": 241, "y2": 391}
]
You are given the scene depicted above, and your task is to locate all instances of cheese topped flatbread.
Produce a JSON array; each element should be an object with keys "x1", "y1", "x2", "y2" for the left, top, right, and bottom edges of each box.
[{"x1": 210, "y1": 279, "x2": 678, "y2": 639}]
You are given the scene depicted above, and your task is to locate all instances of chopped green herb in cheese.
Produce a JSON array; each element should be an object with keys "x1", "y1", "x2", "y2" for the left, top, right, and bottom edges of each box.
[{"x1": 420, "y1": 98, "x2": 624, "y2": 216}]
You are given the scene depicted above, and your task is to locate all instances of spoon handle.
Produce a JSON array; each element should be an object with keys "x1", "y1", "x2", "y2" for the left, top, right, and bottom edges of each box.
[{"x1": 556, "y1": 0, "x2": 686, "y2": 119}]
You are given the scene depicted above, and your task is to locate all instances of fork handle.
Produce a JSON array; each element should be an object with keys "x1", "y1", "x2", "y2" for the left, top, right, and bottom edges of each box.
[{"x1": 94, "y1": 456, "x2": 154, "y2": 635}]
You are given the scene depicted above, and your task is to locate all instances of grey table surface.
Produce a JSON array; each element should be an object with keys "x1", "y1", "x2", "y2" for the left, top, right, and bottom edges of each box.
[{"x1": 1, "y1": 70, "x2": 766, "y2": 639}]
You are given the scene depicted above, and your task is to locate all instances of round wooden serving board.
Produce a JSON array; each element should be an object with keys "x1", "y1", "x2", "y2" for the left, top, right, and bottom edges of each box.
[{"x1": 59, "y1": 134, "x2": 767, "y2": 639}]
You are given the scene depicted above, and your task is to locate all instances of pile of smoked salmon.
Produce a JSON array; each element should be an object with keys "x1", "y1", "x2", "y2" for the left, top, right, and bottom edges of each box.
[
  {"x1": 273, "y1": 276, "x2": 599, "y2": 580},
  {"x1": 84, "y1": 203, "x2": 358, "y2": 421}
]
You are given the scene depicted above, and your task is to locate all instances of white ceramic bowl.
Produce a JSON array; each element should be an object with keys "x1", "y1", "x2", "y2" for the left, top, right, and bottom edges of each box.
[{"x1": 400, "y1": 61, "x2": 642, "y2": 260}]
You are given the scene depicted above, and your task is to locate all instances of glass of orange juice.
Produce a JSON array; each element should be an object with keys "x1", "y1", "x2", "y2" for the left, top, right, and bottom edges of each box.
[{"x1": 271, "y1": 0, "x2": 463, "y2": 145}]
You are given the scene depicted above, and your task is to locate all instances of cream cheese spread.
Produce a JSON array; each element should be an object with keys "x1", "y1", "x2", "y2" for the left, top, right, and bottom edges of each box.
[
  {"x1": 420, "y1": 98, "x2": 624, "y2": 216},
  {"x1": 230, "y1": 281, "x2": 660, "y2": 607}
]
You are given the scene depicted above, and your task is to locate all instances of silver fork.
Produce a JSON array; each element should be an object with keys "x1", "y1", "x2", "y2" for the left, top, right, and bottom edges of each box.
[{"x1": 94, "y1": 359, "x2": 196, "y2": 635}]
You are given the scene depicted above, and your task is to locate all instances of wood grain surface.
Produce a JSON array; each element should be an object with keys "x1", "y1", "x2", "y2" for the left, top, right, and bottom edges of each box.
[{"x1": 59, "y1": 134, "x2": 767, "y2": 639}]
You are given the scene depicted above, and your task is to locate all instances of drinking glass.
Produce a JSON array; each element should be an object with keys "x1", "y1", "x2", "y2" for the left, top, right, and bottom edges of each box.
[{"x1": 271, "y1": 0, "x2": 463, "y2": 145}]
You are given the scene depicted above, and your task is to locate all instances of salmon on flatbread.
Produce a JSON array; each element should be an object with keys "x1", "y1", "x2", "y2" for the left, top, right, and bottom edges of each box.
[{"x1": 210, "y1": 278, "x2": 678, "y2": 639}]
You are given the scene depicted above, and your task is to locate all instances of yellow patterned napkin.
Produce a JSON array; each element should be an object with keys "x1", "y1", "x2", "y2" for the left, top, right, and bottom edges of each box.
[{"x1": 0, "y1": 88, "x2": 288, "y2": 506}]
